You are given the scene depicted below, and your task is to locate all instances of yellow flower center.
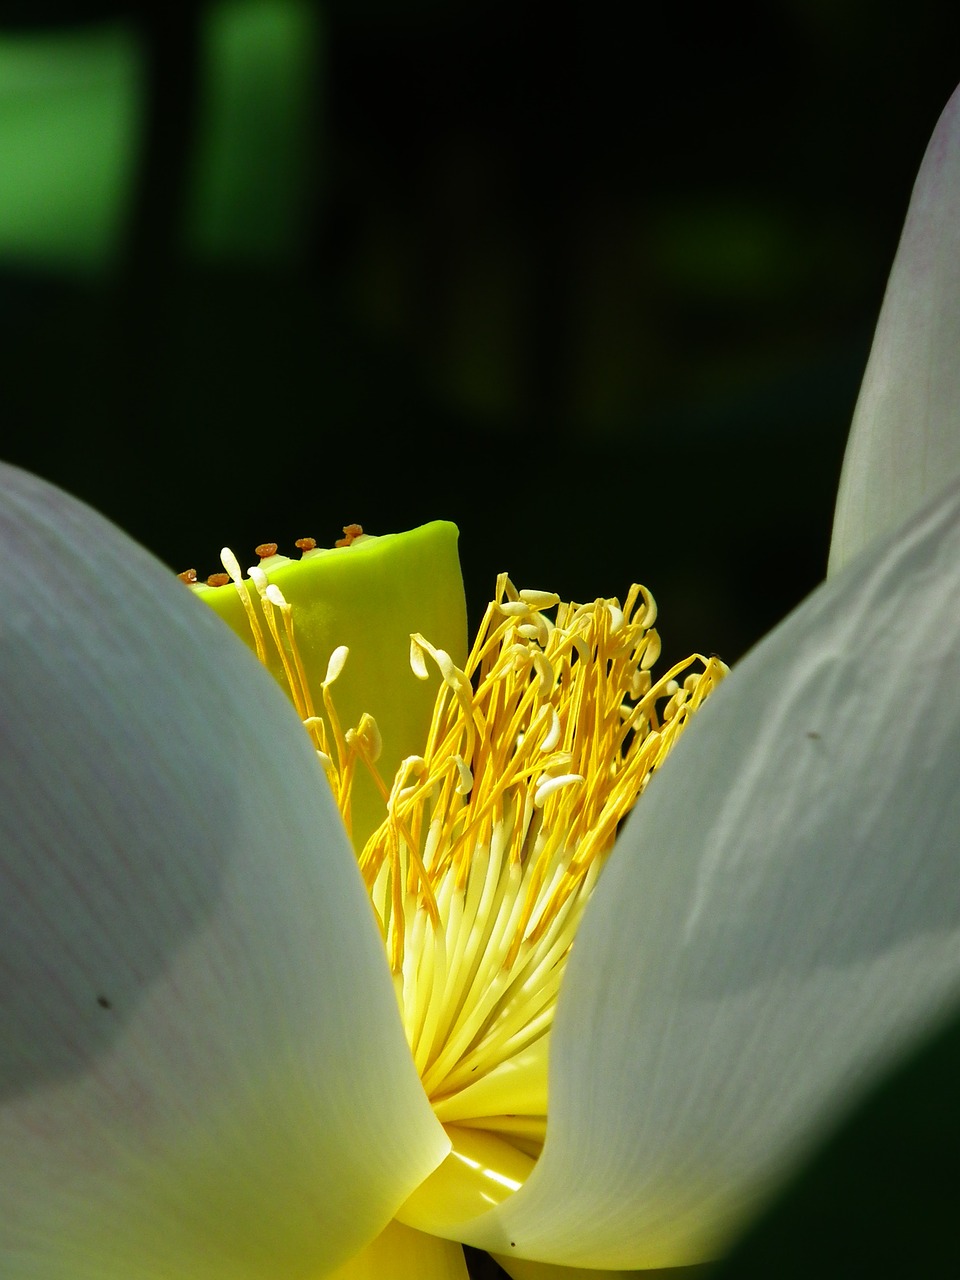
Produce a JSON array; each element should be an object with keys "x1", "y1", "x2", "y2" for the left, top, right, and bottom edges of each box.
[{"x1": 191, "y1": 528, "x2": 725, "y2": 1227}]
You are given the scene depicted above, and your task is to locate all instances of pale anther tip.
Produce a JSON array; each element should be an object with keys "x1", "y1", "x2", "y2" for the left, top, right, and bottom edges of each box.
[
  {"x1": 518, "y1": 588, "x2": 560, "y2": 610},
  {"x1": 219, "y1": 546, "x2": 244, "y2": 582},
  {"x1": 409, "y1": 635, "x2": 430, "y2": 680},
  {"x1": 324, "y1": 644, "x2": 349, "y2": 686},
  {"x1": 533, "y1": 773, "x2": 584, "y2": 807}
]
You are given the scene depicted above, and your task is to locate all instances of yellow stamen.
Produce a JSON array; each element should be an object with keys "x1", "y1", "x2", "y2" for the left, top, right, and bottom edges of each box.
[
  {"x1": 203, "y1": 548, "x2": 725, "y2": 1157},
  {"x1": 359, "y1": 573, "x2": 725, "y2": 1117}
]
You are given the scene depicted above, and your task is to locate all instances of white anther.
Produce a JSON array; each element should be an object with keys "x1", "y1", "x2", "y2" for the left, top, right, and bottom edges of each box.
[
  {"x1": 389, "y1": 756, "x2": 427, "y2": 807},
  {"x1": 541, "y1": 705, "x2": 562, "y2": 752},
  {"x1": 519, "y1": 589, "x2": 560, "y2": 610},
  {"x1": 410, "y1": 634, "x2": 469, "y2": 696},
  {"x1": 606, "y1": 602, "x2": 624, "y2": 633},
  {"x1": 531, "y1": 650, "x2": 555, "y2": 696},
  {"x1": 640, "y1": 631, "x2": 662, "y2": 670},
  {"x1": 570, "y1": 632, "x2": 591, "y2": 663},
  {"x1": 264, "y1": 583, "x2": 288, "y2": 609},
  {"x1": 219, "y1": 547, "x2": 244, "y2": 584},
  {"x1": 533, "y1": 773, "x2": 584, "y2": 807},
  {"x1": 518, "y1": 613, "x2": 550, "y2": 644},
  {"x1": 630, "y1": 669, "x2": 653, "y2": 699},
  {"x1": 356, "y1": 712, "x2": 383, "y2": 762},
  {"x1": 409, "y1": 635, "x2": 430, "y2": 680},
  {"x1": 323, "y1": 645, "x2": 349, "y2": 687},
  {"x1": 248, "y1": 565, "x2": 268, "y2": 595},
  {"x1": 638, "y1": 585, "x2": 657, "y2": 629},
  {"x1": 398, "y1": 755, "x2": 426, "y2": 785},
  {"x1": 453, "y1": 755, "x2": 473, "y2": 796}
]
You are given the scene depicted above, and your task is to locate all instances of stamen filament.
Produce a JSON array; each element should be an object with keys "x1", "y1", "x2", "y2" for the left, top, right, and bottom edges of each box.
[{"x1": 209, "y1": 543, "x2": 725, "y2": 1163}]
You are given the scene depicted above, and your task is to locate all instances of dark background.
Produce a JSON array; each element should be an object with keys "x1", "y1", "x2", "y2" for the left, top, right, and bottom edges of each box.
[{"x1": 1, "y1": 0, "x2": 958, "y2": 668}]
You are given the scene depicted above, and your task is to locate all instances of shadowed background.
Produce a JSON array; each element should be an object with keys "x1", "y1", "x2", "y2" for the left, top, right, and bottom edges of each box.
[{"x1": 0, "y1": 0, "x2": 958, "y2": 665}]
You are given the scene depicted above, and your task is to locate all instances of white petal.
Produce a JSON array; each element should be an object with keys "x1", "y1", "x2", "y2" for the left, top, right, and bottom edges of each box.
[
  {"x1": 455, "y1": 478, "x2": 960, "y2": 1266},
  {"x1": 829, "y1": 83, "x2": 960, "y2": 573},
  {"x1": 0, "y1": 465, "x2": 448, "y2": 1278},
  {"x1": 327, "y1": 1222, "x2": 469, "y2": 1279}
]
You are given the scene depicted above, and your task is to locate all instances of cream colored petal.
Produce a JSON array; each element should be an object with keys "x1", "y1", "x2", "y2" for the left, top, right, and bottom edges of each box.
[
  {"x1": 0, "y1": 464, "x2": 448, "y2": 1278},
  {"x1": 444, "y1": 479, "x2": 960, "y2": 1266},
  {"x1": 830, "y1": 83, "x2": 960, "y2": 573},
  {"x1": 328, "y1": 1221, "x2": 469, "y2": 1280}
]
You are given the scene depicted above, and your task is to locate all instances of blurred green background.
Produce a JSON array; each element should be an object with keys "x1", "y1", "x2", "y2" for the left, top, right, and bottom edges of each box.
[{"x1": 0, "y1": 0, "x2": 958, "y2": 666}]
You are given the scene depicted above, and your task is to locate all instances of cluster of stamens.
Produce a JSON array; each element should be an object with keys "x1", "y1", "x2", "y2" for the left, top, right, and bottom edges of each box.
[
  {"x1": 192, "y1": 539, "x2": 726, "y2": 1150},
  {"x1": 352, "y1": 578, "x2": 725, "y2": 1120}
]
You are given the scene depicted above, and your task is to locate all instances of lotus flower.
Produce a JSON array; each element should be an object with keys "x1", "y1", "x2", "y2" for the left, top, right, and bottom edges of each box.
[{"x1": 2, "y1": 86, "x2": 960, "y2": 1280}]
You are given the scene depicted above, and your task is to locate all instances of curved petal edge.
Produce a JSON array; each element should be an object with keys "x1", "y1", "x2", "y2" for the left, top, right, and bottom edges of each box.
[
  {"x1": 452, "y1": 477, "x2": 960, "y2": 1267},
  {"x1": 0, "y1": 465, "x2": 447, "y2": 1279},
  {"x1": 830, "y1": 82, "x2": 960, "y2": 573}
]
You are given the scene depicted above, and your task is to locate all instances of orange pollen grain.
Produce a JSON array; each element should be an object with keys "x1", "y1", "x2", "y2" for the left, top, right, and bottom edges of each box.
[
  {"x1": 295, "y1": 537, "x2": 317, "y2": 552},
  {"x1": 177, "y1": 568, "x2": 198, "y2": 584},
  {"x1": 335, "y1": 523, "x2": 364, "y2": 547},
  {"x1": 206, "y1": 572, "x2": 230, "y2": 587},
  {"x1": 255, "y1": 542, "x2": 279, "y2": 559}
]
